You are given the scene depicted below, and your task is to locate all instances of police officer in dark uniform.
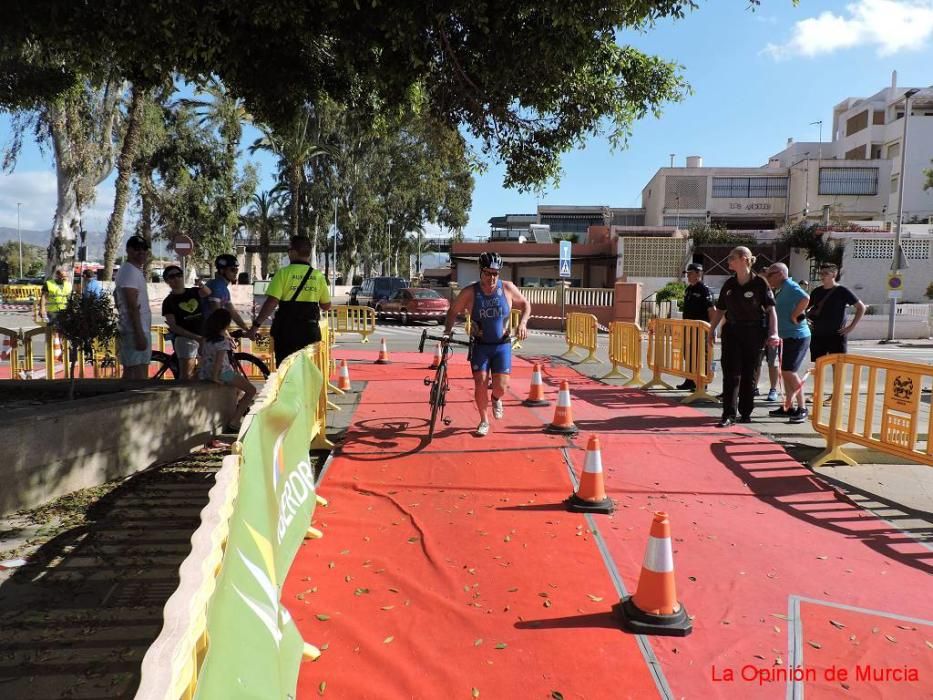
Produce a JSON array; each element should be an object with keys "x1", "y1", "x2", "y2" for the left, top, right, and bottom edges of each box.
[
  {"x1": 678, "y1": 262, "x2": 714, "y2": 391},
  {"x1": 248, "y1": 236, "x2": 332, "y2": 365}
]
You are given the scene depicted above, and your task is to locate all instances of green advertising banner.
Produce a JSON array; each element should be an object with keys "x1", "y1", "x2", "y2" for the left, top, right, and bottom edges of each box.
[{"x1": 195, "y1": 350, "x2": 323, "y2": 699}]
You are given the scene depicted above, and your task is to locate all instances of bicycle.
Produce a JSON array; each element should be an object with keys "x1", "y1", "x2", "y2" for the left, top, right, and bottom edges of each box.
[
  {"x1": 150, "y1": 330, "x2": 270, "y2": 381},
  {"x1": 419, "y1": 329, "x2": 473, "y2": 442}
]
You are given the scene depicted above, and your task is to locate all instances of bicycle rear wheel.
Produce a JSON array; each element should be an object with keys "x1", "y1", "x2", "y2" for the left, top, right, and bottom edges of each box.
[
  {"x1": 233, "y1": 352, "x2": 270, "y2": 380},
  {"x1": 149, "y1": 350, "x2": 178, "y2": 380},
  {"x1": 428, "y1": 363, "x2": 447, "y2": 442}
]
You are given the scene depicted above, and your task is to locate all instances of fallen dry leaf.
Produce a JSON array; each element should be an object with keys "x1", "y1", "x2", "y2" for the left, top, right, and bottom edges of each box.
[
  {"x1": 829, "y1": 620, "x2": 846, "y2": 630},
  {"x1": 383, "y1": 636, "x2": 394, "y2": 644},
  {"x1": 808, "y1": 640, "x2": 822, "y2": 649}
]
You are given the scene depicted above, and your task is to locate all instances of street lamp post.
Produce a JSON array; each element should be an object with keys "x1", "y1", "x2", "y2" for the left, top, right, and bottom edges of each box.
[
  {"x1": 17, "y1": 202, "x2": 23, "y2": 279},
  {"x1": 885, "y1": 87, "x2": 921, "y2": 342},
  {"x1": 332, "y1": 198, "x2": 338, "y2": 296}
]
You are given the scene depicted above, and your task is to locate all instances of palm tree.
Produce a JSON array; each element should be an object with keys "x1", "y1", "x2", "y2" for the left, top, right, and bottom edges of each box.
[
  {"x1": 250, "y1": 106, "x2": 332, "y2": 239},
  {"x1": 245, "y1": 191, "x2": 283, "y2": 280}
]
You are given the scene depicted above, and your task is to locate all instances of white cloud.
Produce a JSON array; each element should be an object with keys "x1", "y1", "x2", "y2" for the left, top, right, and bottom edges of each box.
[
  {"x1": 0, "y1": 170, "x2": 118, "y2": 232},
  {"x1": 764, "y1": 0, "x2": 933, "y2": 60}
]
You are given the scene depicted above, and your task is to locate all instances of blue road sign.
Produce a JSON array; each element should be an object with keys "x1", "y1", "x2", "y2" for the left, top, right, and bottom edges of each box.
[{"x1": 559, "y1": 240, "x2": 571, "y2": 278}]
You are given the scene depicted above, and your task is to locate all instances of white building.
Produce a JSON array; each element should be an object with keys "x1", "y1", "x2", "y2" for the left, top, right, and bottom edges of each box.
[{"x1": 639, "y1": 73, "x2": 932, "y2": 230}]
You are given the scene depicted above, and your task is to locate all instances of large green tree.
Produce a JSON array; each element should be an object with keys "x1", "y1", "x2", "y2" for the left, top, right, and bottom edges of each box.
[{"x1": 1, "y1": 1, "x2": 702, "y2": 189}]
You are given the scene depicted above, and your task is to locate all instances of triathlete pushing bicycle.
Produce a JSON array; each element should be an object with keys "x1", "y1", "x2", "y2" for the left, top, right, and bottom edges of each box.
[{"x1": 443, "y1": 252, "x2": 531, "y2": 437}]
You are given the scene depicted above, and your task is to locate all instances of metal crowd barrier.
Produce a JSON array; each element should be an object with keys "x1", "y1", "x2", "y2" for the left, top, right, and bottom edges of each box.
[
  {"x1": 0, "y1": 284, "x2": 42, "y2": 302},
  {"x1": 810, "y1": 354, "x2": 932, "y2": 468},
  {"x1": 642, "y1": 319, "x2": 717, "y2": 404},
  {"x1": 136, "y1": 333, "x2": 334, "y2": 700},
  {"x1": 562, "y1": 312, "x2": 599, "y2": 363},
  {"x1": 325, "y1": 305, "x2": 376, "y2": 343},
  {"x1": 602, "y1": 321, "x2": 643, "y2": 385}
]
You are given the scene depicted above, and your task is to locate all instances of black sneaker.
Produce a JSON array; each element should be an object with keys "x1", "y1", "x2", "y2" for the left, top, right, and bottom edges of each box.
[
  {"x1": 769, "y1": 406, "x2": 790, "y2": 417},
  {"x1": 737, "y1": 415, "x2": 752, "y2": 424},
  {"x1": 789, "y1": 408, "x2": 809, "y2": 424},
  {"x1": 716, "y1": 417, "x2": 735, "y2": 428},
  {"x1": 677, "y1": 380, "x2": 695, "y2": 391},
  {"x1": 753, "y1": 388, "x2": 761, "y2": 396}
]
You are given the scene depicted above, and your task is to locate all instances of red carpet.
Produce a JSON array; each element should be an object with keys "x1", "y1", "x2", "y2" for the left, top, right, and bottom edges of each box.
[{"x1": 285, "y1": 353, "x2": 932, "y2": 699}]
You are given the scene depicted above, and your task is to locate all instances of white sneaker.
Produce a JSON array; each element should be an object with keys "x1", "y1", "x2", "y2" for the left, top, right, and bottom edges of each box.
[
  {"x1": 492, "y1": 398, "x2": 504, "y2": 419},
  {"x1": 475, "y1": 421, "x2": 490, "y2": 437}
]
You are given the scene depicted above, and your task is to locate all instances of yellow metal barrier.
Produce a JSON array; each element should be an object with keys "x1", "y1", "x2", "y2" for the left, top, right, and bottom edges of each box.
[
  {"x1": 642, "y1": 319, "x2": 717, "y2": 404},
  {"x1": 602, "y1": 321, "x2": 643, "y2": 385},
  {"x1": 562, "y1": 312, "x2": 599, "y2": 363},
  {"x1": 0, "y1": 284, "x2": 42, "y2": 302},
  {"x1": 325, "y1": 305, "x2": 376, "y2": 343},
  {"x1": 0, "y1": 326, "x2": 22, "y2": 379},
  {"x1": 810, "y1": 354, "x2": 932, "y2": 468}
]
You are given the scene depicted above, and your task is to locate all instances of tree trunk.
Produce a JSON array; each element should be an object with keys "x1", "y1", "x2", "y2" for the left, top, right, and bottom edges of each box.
[
  {"x1": 45, "y1": 104, "x2": 80, "y2": 273},
  {"x1": 289, "y1": 165, "x2": 301, "y2": 238},
  {"x1": 103, "y1": 85, "x2": 145, "y2": 282},
  {"x1": 259, "y1": 227, "x2": 270, "y2": 280}
]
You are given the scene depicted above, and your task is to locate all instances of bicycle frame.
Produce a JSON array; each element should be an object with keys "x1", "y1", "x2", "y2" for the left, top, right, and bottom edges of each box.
[{"x1": 419, "y1": 330, "x2": 472, "y2": 442}]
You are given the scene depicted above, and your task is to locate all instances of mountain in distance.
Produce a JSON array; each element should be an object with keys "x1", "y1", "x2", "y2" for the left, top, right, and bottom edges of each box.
[{"x1": 0, "y1": 226, "x2": 106, "y2": 259}]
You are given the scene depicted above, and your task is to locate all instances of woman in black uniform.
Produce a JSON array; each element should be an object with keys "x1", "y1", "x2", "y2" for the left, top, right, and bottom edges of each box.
[{"x1": 707, "y1": 246, "x2": 780, "y2": 428}]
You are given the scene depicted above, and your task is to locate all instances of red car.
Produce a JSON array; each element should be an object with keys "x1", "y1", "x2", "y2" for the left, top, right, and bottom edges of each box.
[{"x1": 375, "y1": 288, "x2": 450, "y2": 324}]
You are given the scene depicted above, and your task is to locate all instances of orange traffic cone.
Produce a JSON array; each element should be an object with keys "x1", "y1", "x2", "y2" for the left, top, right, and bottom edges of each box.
[
  {"x1": 337, "y1": 359, "x2": 352, "y2": 391},
  {"x1": 544, "y1": 380, "x2": 577, "y2": 434},
  {"x1": 565, "y1": 436, "x2": 613, "y2": 514},
  {"x1": 52, "y1": 335, "x2": 63, "y2": 362},
  {"x1": 616, "y1": 512, "x2": 692, "y2": 637},
  {"x1": 0, "y1": 335, "x2": 12, "y2": 361},
  {"x1": 429, "y1": 342, "x2": 442, "y2": 369},
  {"x1": 375, "y1": 337, "x2": 391, "y2": 365},
  {"x1": 522, "y1": 363, "x2": 549, "y2": 407}
]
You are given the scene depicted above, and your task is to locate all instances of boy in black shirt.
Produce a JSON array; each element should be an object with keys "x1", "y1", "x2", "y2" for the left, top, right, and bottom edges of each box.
[{"x1": 161, "y1": 265, "x2": 210, "y2": 380}]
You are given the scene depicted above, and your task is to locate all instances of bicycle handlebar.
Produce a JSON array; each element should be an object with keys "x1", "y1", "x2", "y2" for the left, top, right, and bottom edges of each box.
[{"x1": 419, "y1": 328, "x2": 471, "y2": 353}]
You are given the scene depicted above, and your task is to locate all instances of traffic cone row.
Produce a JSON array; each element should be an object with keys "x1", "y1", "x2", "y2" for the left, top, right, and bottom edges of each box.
[
  {"x1": 565, "y1": 436, "x2": 614, "y2": 514},
  {"x1": 616, "y1": 511, "x2": 692, "y2": 637},
  {"x1": 375, "y1": 337, "x2": 391, "y2": 364},
  {"x1": 522, "y1": 363, "x2": 549, "y2": 406},
  {"x1": 429, "y1": 342, "x2": 442, "y2": 369},
  {"x1": 544, "y1": 380, "x2": 577, "y2": 434},
  {"x1": 337, "y1": 359, "x2": 352, "y2": 391}
]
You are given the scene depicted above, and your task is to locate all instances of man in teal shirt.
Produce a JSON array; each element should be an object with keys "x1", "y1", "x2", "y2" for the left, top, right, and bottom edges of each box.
[{"x1": 765, "y1": 263, "x2": 811, "y2": 424}]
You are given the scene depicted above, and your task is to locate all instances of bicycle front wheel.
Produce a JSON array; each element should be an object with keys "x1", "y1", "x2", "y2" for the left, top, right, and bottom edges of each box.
[
  {"x1": 149, "y1": 351, "x2": 177, "y2": 380},
  {"x1": 233, "y1": 352, "x2": 270, "y2": 380},
  {"x1": 428, "y1": 363, "x2": 447, "y2": 442}
]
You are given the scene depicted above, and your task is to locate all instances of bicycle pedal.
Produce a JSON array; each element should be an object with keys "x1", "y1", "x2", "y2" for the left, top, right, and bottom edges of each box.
[
  {"x1": 423, "y1": 376, "x2": 432, "y2": 386},
  {"x1": 443, "y1": 418, "x2": 452, "y2": 425}
]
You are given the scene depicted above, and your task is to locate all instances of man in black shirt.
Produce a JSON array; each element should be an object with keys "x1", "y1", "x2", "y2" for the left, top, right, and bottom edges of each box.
[
  {"x1": 678, "y1": 263, "x2": 714, "y2": 391},
  {"x1": 161, "y1": 265, "x2": 210, "y2": 381}
]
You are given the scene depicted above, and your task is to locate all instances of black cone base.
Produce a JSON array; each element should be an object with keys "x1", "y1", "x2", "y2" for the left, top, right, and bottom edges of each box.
[
  {"x1": 375, "y1": 359, "x2": 391, "y2": 365},
  {"x1": 544, "y1": 423, "x2": 578, "y2": 434},
  {"x1": 564, "y1": 493, "x2": 614, "y2": 514},
  {"x1": 523, "y1": 398, "x2": 550, "y2": 407},
  {"x1": 615, "y1": 596, "x2": 692, "y2": 637}
]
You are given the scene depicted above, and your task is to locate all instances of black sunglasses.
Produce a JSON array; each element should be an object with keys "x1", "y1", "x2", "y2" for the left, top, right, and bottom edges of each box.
[{"x1": 165, "y1": 272, "x2": 182, "y2": 280}]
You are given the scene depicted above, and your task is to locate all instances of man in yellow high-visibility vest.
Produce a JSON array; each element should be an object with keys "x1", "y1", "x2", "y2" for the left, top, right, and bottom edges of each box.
[{"x1": 39, "y1": 267, "x2": 73, "y2": 325}]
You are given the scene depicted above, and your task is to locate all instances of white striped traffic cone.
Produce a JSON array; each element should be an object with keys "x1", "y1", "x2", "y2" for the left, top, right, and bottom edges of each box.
[
  {"x1": 565, "y1": 436, "x2": 613, "y2": 514},
  {"x1": 544, "y1": 380, "x2": 577, "y2": 434},
  {"x1": 0, "y1": 335, "x2": 12, "y2": 361},
  {"x1": 616, "y1": 511, "x2": 692, "y2": 637},
  {"x1": 523, "y1": 362, "x2": 549, "y2": 406},
  {"x1": 337, "y1": 359, "x2": 352, "y2": 391},
  {"x1": 375, "y1": 337, "x2": 391, "y2": 365}
]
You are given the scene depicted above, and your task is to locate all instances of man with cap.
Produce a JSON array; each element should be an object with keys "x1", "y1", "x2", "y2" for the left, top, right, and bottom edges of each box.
[
  {"x1": 114, "y1": 235, "x2": 152, "y2": 379},
  {"x1": 678, "y1": 262, "x2": 714, "y2": 391}
]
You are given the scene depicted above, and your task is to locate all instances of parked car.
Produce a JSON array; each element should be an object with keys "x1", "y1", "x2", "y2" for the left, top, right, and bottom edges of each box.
[
  {"x1": 347, "y1": 285, "x2": 361, "y2": 305},
  {"x1": 356, "y1": 276, "x2": 408, "y2": 308},
  {"x1": 375, "y1": 288, "x2": 450, "y2": 324}
]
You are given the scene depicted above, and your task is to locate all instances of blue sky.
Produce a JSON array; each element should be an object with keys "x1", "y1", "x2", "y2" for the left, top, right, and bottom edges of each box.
[{"x1": 2, "y1": 0, "x2": 933, "y2": 240}]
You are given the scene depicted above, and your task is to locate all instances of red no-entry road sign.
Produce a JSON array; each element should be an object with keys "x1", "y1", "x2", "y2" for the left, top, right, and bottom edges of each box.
[{"x1": 173, "y1": 235, "x2": 194, "y2": 257}]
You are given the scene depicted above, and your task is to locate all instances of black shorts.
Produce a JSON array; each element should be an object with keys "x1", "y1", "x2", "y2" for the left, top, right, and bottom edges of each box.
[
  {"x1": 810, "y1": 333, "x2": 847, "y2": 361},
  {"x1": 780, "y1": 336, "x2": 810, "y2": 372}
]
